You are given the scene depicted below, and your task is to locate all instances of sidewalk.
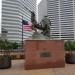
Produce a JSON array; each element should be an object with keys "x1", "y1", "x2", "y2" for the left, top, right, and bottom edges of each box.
[{"x1": 0, "y1": 60, "x2": 75, "y2": 75}]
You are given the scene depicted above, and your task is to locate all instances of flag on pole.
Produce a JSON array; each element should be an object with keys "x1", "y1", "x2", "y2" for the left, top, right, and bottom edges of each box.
[{"x1": 22, "y1": 20, "x2": 32, "y2": 32}]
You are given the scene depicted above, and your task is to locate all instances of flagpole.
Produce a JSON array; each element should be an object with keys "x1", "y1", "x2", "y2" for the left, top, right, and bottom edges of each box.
[{"x1": 22, "y1": 16, "x2": 23, "y2": 50}]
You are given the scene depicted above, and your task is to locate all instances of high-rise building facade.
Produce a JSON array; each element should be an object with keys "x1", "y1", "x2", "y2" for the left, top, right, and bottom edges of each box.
[
  {"x1": 0, "y1": 0, "x2": 2, "y2": 34},
  {"x1": 2, "y1": 0, "x2": 36, "y2": 43},
  {"x1": 38, "y1": 0, "x2": 75, "y2": 40}
]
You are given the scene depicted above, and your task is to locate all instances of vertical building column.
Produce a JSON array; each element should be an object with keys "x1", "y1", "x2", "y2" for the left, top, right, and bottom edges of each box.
[
  {"x1": 58, "y1": 0, "x2": 61, "y2": 39},
  {"x1": 73, "y1": 0, "x2": 75, "y2": 40},
  {"x1": 0, "y1": 0, "x2": 2, "y2": 34}
]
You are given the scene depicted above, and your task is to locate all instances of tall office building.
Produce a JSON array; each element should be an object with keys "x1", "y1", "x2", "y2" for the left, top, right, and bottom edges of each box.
[
  {"x1": 38, "y1": 0, "x2": 75, "y2": 40},
  {"x1": 2, "y1": 0, "x2": 36, "y2": 43},
  {"x1": 0, "y1": 0, "x2": 2, "y2": 34}
]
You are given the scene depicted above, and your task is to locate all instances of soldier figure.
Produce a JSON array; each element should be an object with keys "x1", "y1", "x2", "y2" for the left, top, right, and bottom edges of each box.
[
  {"x1": 40, "y1": 16, "x2": 51, "y2": 38},
  {"x1": 31, "y1": 12, "x2": 51, "y2": 39}
]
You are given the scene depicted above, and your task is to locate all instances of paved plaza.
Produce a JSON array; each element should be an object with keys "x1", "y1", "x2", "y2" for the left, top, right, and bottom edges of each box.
[{"x1": 0, "y1": 60, "x2": 75, "y2": 75}]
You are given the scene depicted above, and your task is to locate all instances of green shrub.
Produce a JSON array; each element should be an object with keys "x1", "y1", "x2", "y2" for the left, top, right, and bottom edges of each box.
[
  {"x1": 0, "y1": 40, "x2": 19, "y2": 51},
  {"x1": 64, "y1": 41, "x2": 75, "y2": 51},
  {"x1": 12, "y1": 42, "x2": 19, "y2": 49}
]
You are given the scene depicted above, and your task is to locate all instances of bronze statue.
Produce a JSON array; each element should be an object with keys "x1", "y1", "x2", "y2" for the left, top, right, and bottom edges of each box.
[
  {"x1": 40, "y1": 16, "x2": 51, "y2": 38},
  {"x1": 31, "y1": 12, "x2": 51, "y2": 39}
]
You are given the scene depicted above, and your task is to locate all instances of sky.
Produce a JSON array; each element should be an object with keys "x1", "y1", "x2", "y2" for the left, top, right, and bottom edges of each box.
[
  {"x1": 37, "y1": 0, "x2": 42, "y2": 5},
  {"x1": 36, "y1": 0, "x2": 42, "y2": 21},
  {"x1": 0, "y1": 0, "x2": 42, "y2": 34}
]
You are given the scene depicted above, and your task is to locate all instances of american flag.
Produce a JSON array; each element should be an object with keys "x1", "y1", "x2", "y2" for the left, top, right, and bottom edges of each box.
[{"x1": 22, "y1": 20, "x2": 32, "y2": 32}]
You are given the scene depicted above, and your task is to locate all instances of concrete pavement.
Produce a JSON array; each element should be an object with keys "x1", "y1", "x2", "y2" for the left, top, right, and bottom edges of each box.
[{"x1": 0, "y1": 60, "x2": 75, "y2": 75}]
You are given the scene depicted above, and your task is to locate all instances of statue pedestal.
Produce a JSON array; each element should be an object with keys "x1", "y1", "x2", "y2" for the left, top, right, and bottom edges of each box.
[{"x1": 24, "y1": 40, "x2": 65, "y2": 70}]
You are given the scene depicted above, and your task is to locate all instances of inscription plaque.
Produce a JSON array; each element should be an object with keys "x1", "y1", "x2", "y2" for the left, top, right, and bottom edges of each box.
[{"x1": 40, "y1": 52, "x2": 51, "y2": 57}]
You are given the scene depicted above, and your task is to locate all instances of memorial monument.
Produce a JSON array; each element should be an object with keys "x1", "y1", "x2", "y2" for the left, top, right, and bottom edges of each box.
[
  {"x1": 31, "y1": 12, "x2": 51, "y2": 39},
  {"x1": 24, "y1": 12, "x2": 65, "y2": 70}
]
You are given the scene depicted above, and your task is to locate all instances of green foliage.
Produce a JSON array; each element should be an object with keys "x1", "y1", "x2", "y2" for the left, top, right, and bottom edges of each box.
[
  {"x1": 0, "y1": 40, "x2": 19, "y2": 51},
  {"x1": 12, "y1": 42, "x2": 19, "y2": 49},
  {"x1": 64, "y1": 41, "x2": 75, "y2": 51}
]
